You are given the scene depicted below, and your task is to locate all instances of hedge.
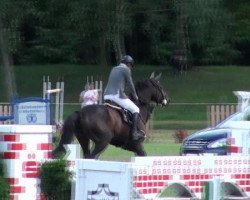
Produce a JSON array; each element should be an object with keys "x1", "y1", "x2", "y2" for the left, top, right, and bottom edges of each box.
[
  {"x1": 0, "y1": 158, "x2": 10, "y2": 199},
  {"x1": 39, "y1": 159, "x2": 72, "y2": 200}
]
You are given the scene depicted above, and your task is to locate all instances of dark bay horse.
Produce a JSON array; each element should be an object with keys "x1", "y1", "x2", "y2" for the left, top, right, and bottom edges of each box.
[{"x1": 53, "y1": 73, "x2": 170, "y2": 159}]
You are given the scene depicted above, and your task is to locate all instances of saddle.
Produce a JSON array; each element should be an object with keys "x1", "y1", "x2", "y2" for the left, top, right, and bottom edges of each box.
[
  {"x1": 104, "y1": 100, "x2": 132, "y2": 124},
  {"x1": 104, "y1": 100, "x2": 146, "y2": 140}
]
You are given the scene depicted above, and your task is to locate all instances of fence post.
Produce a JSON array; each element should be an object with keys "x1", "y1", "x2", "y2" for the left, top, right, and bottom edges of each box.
[
  {"x1": 0, "y1": 104, "x2": 12, "y2": 124},
  {"x1": 207, "y1": 104, "x2": 238, "y2": 127}
]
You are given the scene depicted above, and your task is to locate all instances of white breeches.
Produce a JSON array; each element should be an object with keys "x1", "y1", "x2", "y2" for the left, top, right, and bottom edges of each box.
[{"x1": 104, "y1": 94, "x2": 139, "y2": 113}]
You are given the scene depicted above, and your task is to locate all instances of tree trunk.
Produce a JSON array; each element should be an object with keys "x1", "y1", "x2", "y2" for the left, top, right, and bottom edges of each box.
[
  {"x1": 0, "y1": 17, "x2": 16, "y2": 102},
  {"x1": 99, "y1": 35, "x2": 108, "y2": 67},
  {"x1": 113, "y1": 0, "x2": 126, "y2": 64}
]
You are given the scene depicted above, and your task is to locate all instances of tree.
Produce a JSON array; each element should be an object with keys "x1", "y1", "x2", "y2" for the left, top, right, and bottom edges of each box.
[
  {"x1": 225, "y1": 0, "x2": 250, "y2": 64},
  {"x1": 173, "y1": 0, "x2": 235, "y2": 65},
  {"x1": 128, "y1": 0, "x2": 174, "y2": 64},
  {"x1": 0, "y1": 0, "x2": 249, "y2": 66},
  {"x1": 0, "y1": 16, "x2": 16, "y2": 101}
]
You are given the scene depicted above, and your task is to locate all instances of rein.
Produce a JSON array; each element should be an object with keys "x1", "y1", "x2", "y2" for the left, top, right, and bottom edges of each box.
[
  {"x1": 149, "y1": 78, "x2": 165, "y2": 103},
  {"x1": 137, "y1": 99, "x2": 154, "y2": 126},
  {"x1": 136, "y1": 78, "x2": 165, "y2": 125}
]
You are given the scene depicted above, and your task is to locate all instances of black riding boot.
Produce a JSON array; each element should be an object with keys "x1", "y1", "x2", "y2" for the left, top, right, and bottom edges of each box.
[{"x1": 131, "y1": 113, "x2": 143, "y2": 141}]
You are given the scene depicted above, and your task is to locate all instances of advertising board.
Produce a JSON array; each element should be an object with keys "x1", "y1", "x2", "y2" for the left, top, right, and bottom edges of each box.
[{"x1": 13, "y1": 97, "x2": 50, "y2": 125}]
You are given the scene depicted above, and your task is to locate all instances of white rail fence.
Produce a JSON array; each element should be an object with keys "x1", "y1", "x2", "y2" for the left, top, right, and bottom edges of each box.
[{"x1": 207, "y1": 104, "x2": 238, "y2": 127}]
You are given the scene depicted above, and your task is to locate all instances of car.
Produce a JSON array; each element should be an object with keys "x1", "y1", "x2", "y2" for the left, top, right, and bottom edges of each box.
[{"x1": 180, "y1": 106, "x2": 250, "y2": 155}]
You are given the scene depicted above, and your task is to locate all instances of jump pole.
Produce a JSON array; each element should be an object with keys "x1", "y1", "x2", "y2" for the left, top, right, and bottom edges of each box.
[
  {"x1": 43, "y1": 76, "x2": 51, "y2": 100},
  {"x1": 88, "y1": 75, "x2": 103, "y2": 104},
  {"x1": 43, "y1": 76, "x2": 64, "y2": 125},
  {"x1": 55, "y1": 77, "x2": 64, "y2": 125},
  {"x1": 59, "y1": 78, "x2": 64, "y2": 124},
  {"x1": 96, "y1": 76, "x2": 103, "y2": 104}
]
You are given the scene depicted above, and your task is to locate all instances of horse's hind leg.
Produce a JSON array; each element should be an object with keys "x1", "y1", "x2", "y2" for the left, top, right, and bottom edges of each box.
[
  {"x1": 89, "y1": 132, "x2": 112, "y2": 159},
  {"x1": 76, "y1": 134, "x2": 91, "y2": 158},
  {"x1": 90, "y1": 141, "x2": 110, "y2": 159}
]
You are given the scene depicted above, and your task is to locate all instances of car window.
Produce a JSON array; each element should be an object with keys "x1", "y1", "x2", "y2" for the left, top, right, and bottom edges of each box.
[{"x1": 216, "y1": 107, "x2": 250, "y2": 128}]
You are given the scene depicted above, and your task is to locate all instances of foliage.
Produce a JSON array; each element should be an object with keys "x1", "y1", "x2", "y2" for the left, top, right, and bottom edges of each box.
[
  {"x1": 0, "y1": 177, "x2": 10, "y2": 199},
  {"x1": 0, "y1": 0, "x2": 249, "y2": 66},
  {"x1": 0, "y1": 158, "x2": 10, "y2": 199},
  {"x1": 39, "y1": 159, "x2": 72, "y2": 200},
  {"x1": 0, "y1": 157, "x2": 4, "y2": 176},
  {"x1": 173, "y1": 129, "x2": 188, "y2": 143},
  {"x1": 175, "y1": 0, "x2": 236, "y2": 65},
  {"x1": 244, "y1": 114, "x2": 250, "y2": 121},
  {"x1": 229, "y1": 1, "x2": 250, "y2": 65}
]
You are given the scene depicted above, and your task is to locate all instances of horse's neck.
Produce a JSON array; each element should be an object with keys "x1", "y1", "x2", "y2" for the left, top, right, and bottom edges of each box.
[{"x1": 139, "y1": 104, "x2": 153, "y2": 123}]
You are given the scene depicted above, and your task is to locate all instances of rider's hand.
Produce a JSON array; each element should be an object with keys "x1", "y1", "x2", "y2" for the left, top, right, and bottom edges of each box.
[{"x1": 134, "y1": 95, "x2": 139, "y2": 101}]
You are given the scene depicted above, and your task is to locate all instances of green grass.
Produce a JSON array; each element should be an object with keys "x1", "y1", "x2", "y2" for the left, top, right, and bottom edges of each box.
[
  {"x1": 2, "y1": 64, "x2": 249, "y2": 104},
  {"x1": 56, "y1": 129, "x2": 182, "y2": 160},
  {"x1": 99, "y1": 129, "x2": 182, "y2": 161},
  {"x1": 99, "y1": 143, "x2": 181, "y2": 161},
  {"x1": 1, "y1": 64, "x2": 250, "y2": 130}
]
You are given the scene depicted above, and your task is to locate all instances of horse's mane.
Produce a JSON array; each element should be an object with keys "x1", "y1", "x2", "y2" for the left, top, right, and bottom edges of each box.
[
  {"x1": 134, "y1": 79, "x2": 153, "y2": 105},
  {"x1": 135, "y1": 79, "x2": 150, "y2": 91}
]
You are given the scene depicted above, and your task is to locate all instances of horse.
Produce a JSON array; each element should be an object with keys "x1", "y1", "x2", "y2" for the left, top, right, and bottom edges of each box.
[{"x1": 53, "y1": 72, "x2": 170, "y2": 159}]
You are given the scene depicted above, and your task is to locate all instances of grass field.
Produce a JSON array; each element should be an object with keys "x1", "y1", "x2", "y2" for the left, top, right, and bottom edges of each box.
[
  {"x1": 52, "y1": 129, "x2": 182, "y2": 159},
  {"x1": 99, "y1": 129, "x2": 182, "y2": 161},
  {"x1": 2, "y1": 64, "x2": 249, "y2": 105},
  {"x1": 99, "y1": 143, "x2": 182, "y2": 161}
]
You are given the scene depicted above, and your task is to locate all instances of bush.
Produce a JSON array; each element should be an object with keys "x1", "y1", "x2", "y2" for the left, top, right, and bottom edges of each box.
[
  {"x1": 244, "y1": 114, "x2": 250, "y2": 121},
  {"x1": 39, "y1": 159, "x2": 72, "y2": 200},
  {"x1": 173, "y1": 129, "x2": 188, "y2": 143},
  {"x1": 0, "y1": 177, "x2": 10, "y2": 199},
  {"x1": 0, "y1": 158, "x2": 10, "y2": 199}
]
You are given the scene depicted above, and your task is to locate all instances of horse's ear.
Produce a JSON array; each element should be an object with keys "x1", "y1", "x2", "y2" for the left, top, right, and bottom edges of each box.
[
  {"x1": 150, "y1": 72, "x2": 155, "y2": 79},
  {"x1": 155, "y1": 73, "x2": 162, "y2": 81}
]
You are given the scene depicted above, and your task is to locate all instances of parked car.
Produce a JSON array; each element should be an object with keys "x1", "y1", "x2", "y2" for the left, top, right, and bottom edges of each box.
[{"x1": 180, "y1": 106, "x2": 250, "y2": 155}]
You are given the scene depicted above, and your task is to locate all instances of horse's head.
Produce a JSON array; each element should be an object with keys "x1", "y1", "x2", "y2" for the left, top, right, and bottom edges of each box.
[
  {"x1": 148, "y1": 72, "x2": 170, "y2": 106},
  {"x1": 135, "y1": 72, "x2": 170, "y2": 107}
]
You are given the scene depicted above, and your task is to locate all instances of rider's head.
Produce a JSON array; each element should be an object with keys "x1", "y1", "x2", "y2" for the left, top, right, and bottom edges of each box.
[{"x1": 121, "y1": 55, "x2": 134, "y2": 68}]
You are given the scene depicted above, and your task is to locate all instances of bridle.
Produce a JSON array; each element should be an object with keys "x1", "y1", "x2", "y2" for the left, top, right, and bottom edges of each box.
[
  {"x1": 149, "y1": 78, "x2": 166, "y2": 105},
  {"x1": 136, "y1": 78, "x2": 166, "y2": 125}
]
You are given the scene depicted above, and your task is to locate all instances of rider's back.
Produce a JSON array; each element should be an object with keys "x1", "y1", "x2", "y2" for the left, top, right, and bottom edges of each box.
[{"x1": 104, "y1": 64, "x2": 131, "y2": 99}]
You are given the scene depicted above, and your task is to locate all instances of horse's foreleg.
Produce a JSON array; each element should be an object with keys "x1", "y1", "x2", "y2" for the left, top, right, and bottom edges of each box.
[
  {"x1": 133, "y1": 142, "x2": 147, "y2": 156},
  {"x1": 52, "y1": 143, "x2": 66, "y2": 158},
  {"x1": 135, "y1": 149, "x2": 146, "y2": 156}
]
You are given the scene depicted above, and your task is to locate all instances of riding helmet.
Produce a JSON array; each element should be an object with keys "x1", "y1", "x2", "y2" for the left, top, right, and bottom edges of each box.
[{"x1": 121, "y1": 55, "x2": 134, "y2": 67}]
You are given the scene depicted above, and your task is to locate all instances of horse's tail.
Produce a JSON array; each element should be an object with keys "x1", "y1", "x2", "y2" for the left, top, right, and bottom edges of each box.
[{"x1": 53, "y1": 111, "x2": 81, "y2": 157}]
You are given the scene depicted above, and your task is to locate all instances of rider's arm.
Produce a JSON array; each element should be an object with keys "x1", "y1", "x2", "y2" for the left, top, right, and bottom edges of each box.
[{"x1": 124, "y1": 67, "x2": 138, "y2": 100}]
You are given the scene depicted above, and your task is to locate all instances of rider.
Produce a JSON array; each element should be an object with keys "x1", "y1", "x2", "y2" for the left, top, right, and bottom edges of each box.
[{"x1": 104, "y1": 55, "x2": 143, "y2": 141}]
